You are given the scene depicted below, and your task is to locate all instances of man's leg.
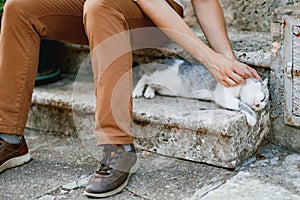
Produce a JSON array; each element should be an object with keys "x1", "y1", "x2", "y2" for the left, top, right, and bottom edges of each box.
[
  {"x1": 84, "y1": 0, "x2": 183, "y2": 146},
  {"x1": 82, "y1": 0, "x2": 171, "y2": 197},
  {"x1": 83, "y1": 0, "x2": 183, "y2": 197},
  {"x1": 83, "y1": 0, "x2": 140, "y2": 197},
  {"x1": 0, "y1": 0, "x2": 87, "y2": 172}
]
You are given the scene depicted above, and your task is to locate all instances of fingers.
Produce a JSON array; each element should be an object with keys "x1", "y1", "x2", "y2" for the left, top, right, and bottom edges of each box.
[
  {"x1": 232, "y1": 63, "x2": 252, "y2": 78},
  {"x1": 233, "y1": 61, "x2": 262, "y2": 81},
  {"x1": 227, "y1": 71, "x2": 245, "y2": 85},
  {"x1": 248, "y1": 67, "x2": 263, "y2": 81},
  {"x1": 222, "y1": 76, "x2": 245, "y2": 87},
  {"x1": 213, "y1": 71, "x2": 245, "y2": 87},
  {"x1": 205, "y1": 54, "x2": 262, "y2": 87},
  {"x1": 223, "y1": 77, "x2": 238, "y2": 87},
  {"x1": 218, "y1": 64, "x2": 246, "y2": 87},
  {"x1": 220, "y1": 79, "x2": 230, "y2": 87}
]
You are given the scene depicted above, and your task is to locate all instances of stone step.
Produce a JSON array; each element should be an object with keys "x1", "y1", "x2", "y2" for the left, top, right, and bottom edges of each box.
[
  {"x1": 28, "y1": 71, "x2": 270, "y2": 169},
  {"x1": 59, "y1": 28, "x2": 272, "y2": 80},
  {"x1": 133, "y1": 27, "x2": 272, "y2": 69}
]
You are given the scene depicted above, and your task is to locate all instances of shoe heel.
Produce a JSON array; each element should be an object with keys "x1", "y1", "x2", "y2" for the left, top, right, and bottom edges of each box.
[
  {"x1": 0, "y1": 153, "x2": 31, "y2": 173},
  {"x1": 130, "y1": 159, "x2": 140, "y2": 174}
]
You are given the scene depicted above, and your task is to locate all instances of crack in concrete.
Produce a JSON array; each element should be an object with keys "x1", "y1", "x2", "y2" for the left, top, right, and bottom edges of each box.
[
  {"x1": 124, "y1": 188, "x2": 152, "y2": 200},
  {"x1": 185, "y1": 181, "x2": 226, "y2": 200},
  {"x1": 35, "y1": 175, "x2": 89, "y2": 199},
  {"x1": 198, "y1": 182, "x2": 225, "y2": 199}
]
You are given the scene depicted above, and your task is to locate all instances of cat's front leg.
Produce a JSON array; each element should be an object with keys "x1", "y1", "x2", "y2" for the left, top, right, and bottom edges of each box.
[
  {"x1": 144, "y1": 86, "x2": 156, "y2": 99},
  {"x1": 132, "y1": 85, "x2": 145, "y2": 98},
  {"x1": 133, "y1": 75, "x2": 149, "y2": 98}
]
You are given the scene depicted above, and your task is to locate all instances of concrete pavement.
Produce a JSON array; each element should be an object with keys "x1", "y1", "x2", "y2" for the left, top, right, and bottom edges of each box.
[{"x1": 0, "y1": 129, "x2": 299, "y2": 200}]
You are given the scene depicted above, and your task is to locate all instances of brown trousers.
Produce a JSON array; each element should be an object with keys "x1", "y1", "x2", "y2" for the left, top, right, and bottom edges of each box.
[{"x1": 0, "y1": 0, "x2": 183, "y2": 145}]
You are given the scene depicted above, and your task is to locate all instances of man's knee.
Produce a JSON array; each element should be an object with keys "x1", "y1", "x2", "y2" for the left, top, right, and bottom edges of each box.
[
  {"x1": 83, "y1": 0, "x2": 125, "y2": 20},
  {"x1": 83, "y1": 0, "x2": 129, "y2": 34},
  {"x1": 3, "y1": 0, "x2": 32, "y2": 17}
]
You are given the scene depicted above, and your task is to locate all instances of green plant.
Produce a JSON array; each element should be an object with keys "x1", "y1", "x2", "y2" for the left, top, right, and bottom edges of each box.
[{"x1": 0, "y1": 0, "x2": 5, "y2": 11}]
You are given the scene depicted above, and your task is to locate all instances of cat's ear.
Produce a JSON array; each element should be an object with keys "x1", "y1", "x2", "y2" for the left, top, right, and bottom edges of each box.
[{"x1": 262, "y1": 78, "x2": 268, "y2": 87}]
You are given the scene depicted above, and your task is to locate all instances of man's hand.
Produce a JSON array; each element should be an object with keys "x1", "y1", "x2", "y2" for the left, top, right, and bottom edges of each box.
[{"x1": 204, "y1": 52, "x2": 262, "y2": 87}]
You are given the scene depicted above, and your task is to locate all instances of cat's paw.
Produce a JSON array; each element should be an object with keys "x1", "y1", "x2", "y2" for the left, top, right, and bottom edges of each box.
[
  {"x1": 144, "y1": 87, "x2": 156, "y2": 99},
  {"x1": 245, "y1": 113, "x2": 257, "y2": 126},
  {"x1": 132, "y1": 86, "x2": 144, "y2": 98}
]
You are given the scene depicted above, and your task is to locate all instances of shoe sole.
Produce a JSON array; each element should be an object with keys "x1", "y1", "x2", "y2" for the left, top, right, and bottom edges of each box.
[
  {"x1": 83, "y1": 159, "x2": 139, "y2": 198},
  {"x1": 0, "y1": 153, "x2": 31, "y2": 173}
]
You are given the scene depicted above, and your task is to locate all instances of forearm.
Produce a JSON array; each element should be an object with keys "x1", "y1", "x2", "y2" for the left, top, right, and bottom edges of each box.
[
  {"x1": 135, "y1": 0, "x2": 216, "y2": 66},
  {"x1": 136, "y1": 0, "x2": 261, "y2": 86},
  {"x1": 192, "y1": 0, "x2": 235, "y2": 60}
]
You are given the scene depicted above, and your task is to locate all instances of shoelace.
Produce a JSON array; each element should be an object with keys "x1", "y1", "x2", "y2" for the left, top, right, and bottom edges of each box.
[{"x1": 96, "y1": 145, "x2": 122, "y2": 175}]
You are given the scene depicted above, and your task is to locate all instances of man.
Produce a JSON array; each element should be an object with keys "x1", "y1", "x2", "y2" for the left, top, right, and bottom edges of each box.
[{"x1": 0, "y1": 0, "x2": 261, "y2": 198}]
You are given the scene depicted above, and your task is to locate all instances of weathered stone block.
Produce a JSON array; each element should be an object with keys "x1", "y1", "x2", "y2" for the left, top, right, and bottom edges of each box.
[
  {"x1": 28, "y1": 75, "x2": 270, "y2": 168},
  {"x1": 133, "y1": 96, "x2": 270, "y2": 169}
]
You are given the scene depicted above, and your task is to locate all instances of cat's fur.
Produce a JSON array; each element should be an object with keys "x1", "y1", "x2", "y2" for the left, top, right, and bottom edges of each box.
[{"x1": 132, "y1": 59, "x2": 269, "y2": 126}]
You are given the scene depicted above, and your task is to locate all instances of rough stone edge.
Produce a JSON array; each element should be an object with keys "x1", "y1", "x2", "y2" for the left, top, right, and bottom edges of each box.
[
  {"x1": 270, "y1": 5, "x2": 300, "y2": 152},
  {"x1": 131, "y1": 109, "x2": 270, "y2": 169}
]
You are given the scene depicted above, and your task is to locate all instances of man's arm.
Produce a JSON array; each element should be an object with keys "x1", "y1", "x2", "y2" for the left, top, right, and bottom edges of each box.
[
  {"x1": 192, "y1": 0, "x2": 261, "y2": 82},
  {"x1": 135, "y1": 0, "x2": 261, "y2": 87},
  {"x1": 192, "y1": 0, "x2": 233, "y2": 59}
]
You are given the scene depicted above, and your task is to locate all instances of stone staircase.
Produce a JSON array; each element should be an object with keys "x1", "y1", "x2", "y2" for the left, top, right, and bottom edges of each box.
[{"x1": 26, "y1": 0, "x2": 282, "y2": 169}]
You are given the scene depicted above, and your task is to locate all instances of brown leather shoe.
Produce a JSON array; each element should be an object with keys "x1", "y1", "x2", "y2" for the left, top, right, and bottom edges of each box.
[
  {"x1": 0, "y1": 136, "x2": 31, "y2": 173},
  {"x1": 84, "y1": 144, "x2": 139, "y2": 198}
]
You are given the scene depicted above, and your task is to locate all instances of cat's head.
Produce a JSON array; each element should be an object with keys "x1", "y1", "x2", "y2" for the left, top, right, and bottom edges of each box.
[{"x1": 240, "y1": 78, "x2": 269, "y2": 111}]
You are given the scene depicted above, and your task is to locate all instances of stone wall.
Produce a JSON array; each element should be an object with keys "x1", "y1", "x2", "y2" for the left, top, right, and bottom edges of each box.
[
  {"x1": 183, "y1": 0, "x2": 300, "y2": 32},
  {"x1": 220, "y1": 0, "x2": 279, "y2": 32},
  {"x1": 270, "y1": 4, "x2": 300, "y2": 152}
]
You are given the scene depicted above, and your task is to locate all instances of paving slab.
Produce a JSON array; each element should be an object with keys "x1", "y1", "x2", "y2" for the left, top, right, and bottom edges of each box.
[
  {"x1": 194, "y1": 171, "x2": 300, "y2": 200},
  {"x1": 0, "y1": 129, "x2": 97, "y2": 200},
  {"x1": 0, "y1": 129, "x2": 236, "y2": 200},
  {"x1": 191, "y1": 144, "x2": 300, "y2": 200}
]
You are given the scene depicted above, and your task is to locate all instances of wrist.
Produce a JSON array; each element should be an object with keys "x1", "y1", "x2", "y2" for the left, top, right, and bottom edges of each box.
[
  {"x1": 218, "y1": 50, "x2": 237, "y2": 61},
  {"x1": 200, "y1": 49, "x2": 223, "y2": 67},
  {"x1": 195, "y1": 48, "x2": 216, "y2": 66},
  {"x1": 222, "y1": 51, "x2": 236, "y2": 61}
]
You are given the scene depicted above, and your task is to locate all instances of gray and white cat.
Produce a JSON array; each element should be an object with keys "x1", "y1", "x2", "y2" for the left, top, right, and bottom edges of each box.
[{"x1": 132, "y1": 59, "x2": 269, "y2": 126}]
